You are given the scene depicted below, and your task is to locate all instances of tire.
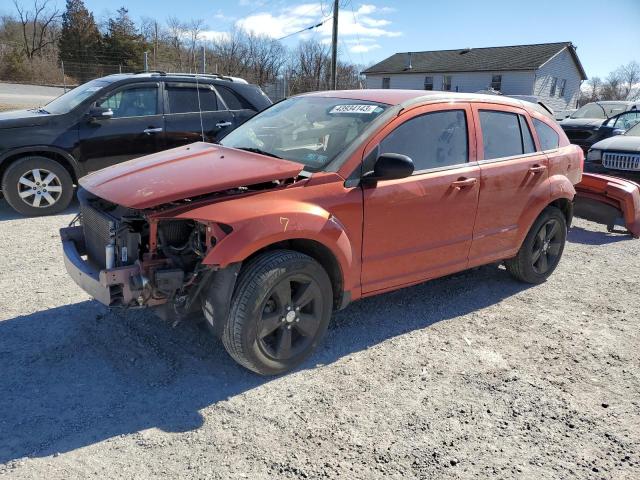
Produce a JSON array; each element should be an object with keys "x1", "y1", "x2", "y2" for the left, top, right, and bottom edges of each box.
[
  {"x1": 216, "y1": 250, "x2": 333, "y2": 375},
  {"x1": 2, "y1": 156, "x2": 74, "y2": 216},
  {"x1": 506, "y1": 206, "x2": 567, "y2": 284}
]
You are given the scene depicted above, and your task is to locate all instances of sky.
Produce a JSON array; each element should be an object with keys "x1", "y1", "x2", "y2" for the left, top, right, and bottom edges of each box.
[{"x1": 6, "y1": 0, "x2": 640, "y2": 78}]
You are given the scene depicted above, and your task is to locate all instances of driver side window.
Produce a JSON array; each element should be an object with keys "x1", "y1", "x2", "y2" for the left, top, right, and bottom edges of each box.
[
  {"x1": 614, "y1": 111, "x2": 640, "y2": 130},
  {"x1": 97, "y1": 86, "x2": 158, "y2": 118},
  {"x1": 379, "y1": 110, "x2": 468, "y2": 172}
]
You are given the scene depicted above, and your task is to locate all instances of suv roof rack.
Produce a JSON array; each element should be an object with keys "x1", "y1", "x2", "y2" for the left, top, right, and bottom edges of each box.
[{"x1": 163, "y1": 72, "x2": 248, "y2": 84}]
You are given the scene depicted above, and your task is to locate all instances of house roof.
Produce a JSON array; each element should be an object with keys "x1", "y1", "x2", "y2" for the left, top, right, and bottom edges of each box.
[{"x1": 362, "y1": 42, "x2": 588, "y2": 80}]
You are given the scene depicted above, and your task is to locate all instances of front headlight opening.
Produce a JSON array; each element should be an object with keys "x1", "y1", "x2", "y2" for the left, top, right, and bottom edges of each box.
[{"x1": 586, "y1": 149, "x2": 602, "y2": 162}]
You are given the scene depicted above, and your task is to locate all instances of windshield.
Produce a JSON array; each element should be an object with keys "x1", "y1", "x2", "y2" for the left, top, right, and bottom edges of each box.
[
  {"x1": 220, "y1": 96, "x2": 389, "y2": 170},
  {"x1": 625, "y1": 122, "x2": 640, "y2": 136},
  {"x1": 571, "y1": 102, "x2": 628, "y2": 119},
  {"x1": 44, "y1": 79, "x2": 110, "y2": 114}
]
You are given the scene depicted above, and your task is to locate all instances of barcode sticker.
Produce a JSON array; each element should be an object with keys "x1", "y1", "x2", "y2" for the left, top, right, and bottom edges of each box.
[{"x1": 329, "y1": 104, "x2": 379, "y2": 114}]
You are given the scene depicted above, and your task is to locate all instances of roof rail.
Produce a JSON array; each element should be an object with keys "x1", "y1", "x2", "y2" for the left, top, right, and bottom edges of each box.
[
  {"x1": 134, "y1": 70, "x2": 166, "y2": 75},
  {"x1": 163, "y1": 72, "x2": 248, "y2": 83}
]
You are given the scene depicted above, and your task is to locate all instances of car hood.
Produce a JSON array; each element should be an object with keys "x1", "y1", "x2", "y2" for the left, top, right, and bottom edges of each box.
[
  {"x1": 0, "y1": 109, "x2": 52, "y2": 128},
  {"x1": 79, "y1": 142, "x2": 304, "y2": 209},
  {"x1": 560, "y1": 118, "x2": 605, "y2": 128},
  {"x1": 591, "y1": 135, "x2": 640, "y2": 153}
]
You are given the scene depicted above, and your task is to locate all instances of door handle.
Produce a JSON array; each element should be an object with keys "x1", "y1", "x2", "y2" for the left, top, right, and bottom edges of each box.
[
  {"x1": 143, "y1": 127, "x2": 163, "y2": 135},
  {"x1": 216, "y1": 121, "x2": 233, "y2": 128},
  {"x1": 529, "y1": 164, "x2": 547, "y2": 174},
  {"x1": 451, "y1": 177, "x2": 478, "y2": 189}
]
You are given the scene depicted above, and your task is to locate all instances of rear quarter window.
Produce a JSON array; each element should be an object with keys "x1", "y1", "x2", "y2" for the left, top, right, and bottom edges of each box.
[
  {"x1": 216, "y1": 85, "x2": 253, "y2": 110},
  {"x1": 533, "y1": 118, "x2": 560, "y2": 151}
]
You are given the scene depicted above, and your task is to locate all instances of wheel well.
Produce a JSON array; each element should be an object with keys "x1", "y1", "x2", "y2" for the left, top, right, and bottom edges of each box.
[
  {"x1": 0, "y1": 151, "x2": 78, "y2": 185},
  {"x1": 549, "y1": 198, "x2": 574, "y2": 228},
  {"x1": 245, "y1": 239, "x2": 345, "y2": 310}
]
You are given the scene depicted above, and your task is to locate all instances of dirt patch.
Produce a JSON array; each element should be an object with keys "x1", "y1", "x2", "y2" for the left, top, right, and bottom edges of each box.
[{"x1": 0, "y1": 200, "x2": 638, "y2": 479}]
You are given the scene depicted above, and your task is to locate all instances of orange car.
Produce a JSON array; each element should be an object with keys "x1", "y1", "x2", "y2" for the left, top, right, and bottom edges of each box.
[{"x1": 61, "y1": 90, "x2": 584, "y2": 375}]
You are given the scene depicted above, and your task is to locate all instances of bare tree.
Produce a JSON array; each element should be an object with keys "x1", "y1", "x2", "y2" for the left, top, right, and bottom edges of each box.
[
  {"x1": 13, "y1": 0, "x2": 60, "y2": 59},
  {"x1": 246, "y1": 32, "x2": 287, "y2": 86},
  {"x1": 166, "y1": 16, "x2": 186, "y2": 70},
  {"x1": 618, "y1": 61, "x2": 640, "y2": 100},
  {"x1": 185, "y1": 18, "x2": 205, "y2": 72}
]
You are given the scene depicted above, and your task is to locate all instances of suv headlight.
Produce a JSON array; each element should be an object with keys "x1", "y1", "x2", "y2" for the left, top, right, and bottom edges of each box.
[{"x1": 586, "y1": 149, "x2": 602, "y2": 162}]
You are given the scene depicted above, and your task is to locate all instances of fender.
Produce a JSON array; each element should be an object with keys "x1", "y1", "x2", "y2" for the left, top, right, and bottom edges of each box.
[
  {"x1": 514, "y1": 173, "x2": 576, "y2": 248},
  {"x1": 0, "y1": 145, "x2": 83, "y2": 179},
  {"x1": 172, "y1": 196, "x2": 358, "y2": 293}
]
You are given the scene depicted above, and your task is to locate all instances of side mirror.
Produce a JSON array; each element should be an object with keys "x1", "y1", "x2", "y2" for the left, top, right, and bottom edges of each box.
[
  {"x1": 363, "y1": 153, "x2": 414, "y2": 183},
  {"x1": 88, "y1": 106, "x2": 113, "y2": 119},
  {"x1": 612, "y1": 128, "x2": 625, "y2": 136}
]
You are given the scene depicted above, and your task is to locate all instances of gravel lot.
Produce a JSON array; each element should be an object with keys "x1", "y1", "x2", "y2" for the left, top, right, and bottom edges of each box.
[{"x1": 0, "y1": 198, "x2": 638, "y2": 480}]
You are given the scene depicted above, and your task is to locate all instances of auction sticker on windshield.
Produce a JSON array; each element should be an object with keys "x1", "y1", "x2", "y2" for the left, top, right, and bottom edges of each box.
[{"x1": 329, "y1": 104, "x2": 380, "y2": 114}]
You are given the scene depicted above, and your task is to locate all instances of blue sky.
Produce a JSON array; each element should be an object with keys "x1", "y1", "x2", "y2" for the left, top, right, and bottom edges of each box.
[{"x1": 6, "y1": 0, "x2": 640, "y2": 78}]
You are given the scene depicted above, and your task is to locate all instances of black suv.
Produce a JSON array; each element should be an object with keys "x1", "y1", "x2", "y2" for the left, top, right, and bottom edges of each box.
[{"x1": 0, "y1": 72, "x2": 272, "y2": 216}]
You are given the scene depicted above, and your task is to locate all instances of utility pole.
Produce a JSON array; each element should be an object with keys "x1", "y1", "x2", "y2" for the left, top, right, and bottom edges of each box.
[{"x1": 330, "y1": 0, "x2": 339, "y2": 90}]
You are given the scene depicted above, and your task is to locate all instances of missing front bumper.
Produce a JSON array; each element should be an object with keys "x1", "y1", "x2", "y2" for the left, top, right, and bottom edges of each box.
[{"x1": 60, "y1": 226, "x2": 143, "y2": 306}]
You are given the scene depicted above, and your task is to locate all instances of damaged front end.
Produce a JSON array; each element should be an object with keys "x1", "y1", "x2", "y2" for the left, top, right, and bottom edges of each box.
[
  {"x1": 574, "y1": 173, "x2": 640, "y2": 238},
  {"x1": 60, "y1": 188, "x2": 236, "y2": 320}
]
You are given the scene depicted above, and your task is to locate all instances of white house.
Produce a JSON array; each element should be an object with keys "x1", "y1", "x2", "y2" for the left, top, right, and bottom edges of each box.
[{"x1": 362, "y1": 42, "x2": 587, "y2": 111}]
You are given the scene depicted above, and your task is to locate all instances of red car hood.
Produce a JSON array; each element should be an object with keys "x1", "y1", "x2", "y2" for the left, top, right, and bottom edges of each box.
[{"x1": 79, "y1": 142, "x2": 304, "y2": 209}]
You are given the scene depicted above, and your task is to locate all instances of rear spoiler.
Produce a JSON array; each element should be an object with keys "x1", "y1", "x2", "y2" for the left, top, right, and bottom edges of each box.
[{"x1": 574, "y1": 173, "x2": 640, "y2": 238}]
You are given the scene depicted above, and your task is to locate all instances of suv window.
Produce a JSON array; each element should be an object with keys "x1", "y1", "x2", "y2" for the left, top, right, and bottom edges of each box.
[
  {"x1": 380, "y1": 110, "x2": 468, "y2": 171},
  {"x1": 216, "y1": 85, "x2": 251, "y2": 110},
  {"x1": 97, "y1": 86, "x2": 158, "y2": 118},
  {"x1": 166, "y1": 84, "x2": 218, "y2": 113},
  {"x1": 533, "y1": 118, "x2": 560, "y2": 150},
  {"x1": 479, "y1": 110, "x2": 527, "y2": 160}
]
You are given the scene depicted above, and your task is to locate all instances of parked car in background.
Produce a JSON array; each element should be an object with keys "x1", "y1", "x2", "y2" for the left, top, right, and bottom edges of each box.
[
  {"x1": 585, "y1": 121, "x2": 640, "y2": 179},
  {"x1": 61, "y1": 90, "x2": 584, "y2": 375},
  {"x1": 554, "y1": 109, "x2": 576, "y2": 121},
  {"x1": 0, "y1": 72, "x2": 271, "y2": 216},
  {"x1": 560, "y1": 101, "x2": 640, "y2": 152}
]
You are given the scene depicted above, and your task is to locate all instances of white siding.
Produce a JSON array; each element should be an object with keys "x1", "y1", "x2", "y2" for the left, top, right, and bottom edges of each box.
[
  {"x1": 365, "y1": 71, "x2": 535, "y2": 95},
  {"x1": 533, "y1": 48, "x2": 582, "y2": 110}
]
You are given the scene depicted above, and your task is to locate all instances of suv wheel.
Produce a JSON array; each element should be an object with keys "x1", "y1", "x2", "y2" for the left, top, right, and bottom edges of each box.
[
  {"x1": 506, "y1": 206, "x2": 567, "y2": 284},
  {"x1": 2, "y1": 156, "x2": 74, "y2": 216},
  {"x1": 215, "y1": 250, "x2": 333, "y2": 375}
]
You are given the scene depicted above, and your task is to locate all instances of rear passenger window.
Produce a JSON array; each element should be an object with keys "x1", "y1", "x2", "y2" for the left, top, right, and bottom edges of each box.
[
  {"x1": 216, "y1": 86, "x2": 252, "y2": 110},
  {"x1": 380, "y1": 110, "x2": 468, "y2": 171},
  {"x1": 519, "y1": 115, "x2": 536, "y2": 153},
  {"x1": 533, "y1": 118, "x2": 560, "y2": 150},
  {"x1": 479, "y1": 110, "x2": 524, "y2": 160},
  {"x1": 166, "y1": 84, "x2": 218, "y2": 113}
]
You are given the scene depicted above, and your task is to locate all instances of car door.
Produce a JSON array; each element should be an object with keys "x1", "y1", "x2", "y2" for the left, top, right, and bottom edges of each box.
[
  {"x1": 77, "y1": 82, "x2": 164, "y2": 173},
  {"x1": 468, "y1": 104, "x2": 550, "y2": 266},
  {"x1": 163, "y1": 81, "x2": 235, "y2": 148},
  {"x1": 361, "y1": 103, "x2": 480, "y2": 294}
]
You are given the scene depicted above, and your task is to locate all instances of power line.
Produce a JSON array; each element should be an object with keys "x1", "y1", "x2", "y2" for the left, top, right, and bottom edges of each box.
[{"x1": 276, "y1": 16, "x2": 332, "y2": 41}]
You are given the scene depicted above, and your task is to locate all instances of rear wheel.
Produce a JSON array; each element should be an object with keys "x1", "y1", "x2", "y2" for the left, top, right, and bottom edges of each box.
[
  {"x1": 217, "y1": 250, "x2": 333, "y2": 375},
  {"x1": 506, "y1": 206, "x2": 567, "y2": 284},
  {"x1": 2, "y1": 156, "x2": 74, "y2": 216}
]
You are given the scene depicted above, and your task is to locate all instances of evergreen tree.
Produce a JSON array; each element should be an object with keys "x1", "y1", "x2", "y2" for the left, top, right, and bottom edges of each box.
[
  {"x1": 58, "y1": 0, "x2": 102, "y2": 82},
  {"x1": 103, "y1": 7, "x2": 145, "y2": 71}
]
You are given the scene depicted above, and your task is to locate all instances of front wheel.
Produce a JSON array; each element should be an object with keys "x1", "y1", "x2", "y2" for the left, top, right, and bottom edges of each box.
[
  {"x1": 2, "y1": 156, "x2": 74, "y2": 216},
  {"x1": 216, "y1": 250, "x2": 333, "y2": 375},
  {"x1": 506, "y1": 206, "x2": 567, "y2": 284}
]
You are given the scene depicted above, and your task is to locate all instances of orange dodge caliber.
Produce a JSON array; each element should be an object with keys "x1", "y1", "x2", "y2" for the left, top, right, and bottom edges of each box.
[{"x1": 61, "y1": 90, "x2": 584, "y2": 375}]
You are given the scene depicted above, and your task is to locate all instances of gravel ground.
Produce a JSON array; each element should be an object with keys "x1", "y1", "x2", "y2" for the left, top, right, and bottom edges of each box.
[
  {"x1": 0, "y1": 198, "x2": 638, "y2": 480},
  {"x1": 0, "y1": 83, "x2": 64, "y2": 110}
]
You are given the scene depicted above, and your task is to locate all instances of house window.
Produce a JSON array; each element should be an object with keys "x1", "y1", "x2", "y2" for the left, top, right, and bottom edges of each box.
[
  {"x1": 443, "y1": 75, "x2": 452, "y2": 91},
  {"x1": 382, "y1": 77, "x2": 390, "y2": 89},
  {"x1": 558, "y1": 79, "x2": 566, "y2": 97},
  {"x1": 491, "y1": 74, "x2": 502, "y2": 91},
  {"x1": 550, "y1": 77, "x2": 558, "y2": 96},
  {"x1": 424, "y1": 76, "x2": 433, "y2": 90}
]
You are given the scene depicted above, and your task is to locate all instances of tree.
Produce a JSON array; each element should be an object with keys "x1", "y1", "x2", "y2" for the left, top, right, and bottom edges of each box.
[
  {"x1": 103, "y1": 7, "x2": 144, "y2": 71},
  {"x1": 58, "y1": 0, "x2": 101, "y2": 81},
  {"x1": 13, "y1": 0, "x2": 60, "y2": 60},
  {"x1": 618, "y1": 61, "x2": 640, "y2": 100}
]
